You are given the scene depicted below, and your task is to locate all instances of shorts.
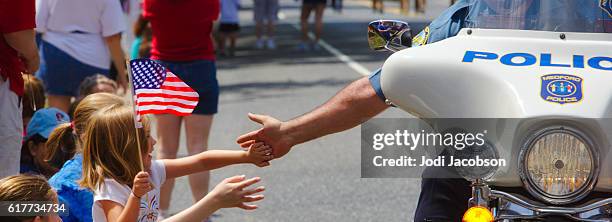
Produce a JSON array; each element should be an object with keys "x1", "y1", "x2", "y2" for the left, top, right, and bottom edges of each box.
[
  {"x1": 254, "y1": 0, "x2": 279, "y2": 22},
  {"x1": 218, "y1": 23, "x2": 241, "y2": 33},
  {"x1": 155, "y1": 60, "x2": 219, "y2": 115},
  {"x1": 0, "y1": 78, "x2": 22, "y2": 178},
  {"x1": 303, "y1": 0, "x2": 327, "y2": 6},
  {"x1": 36, "y1": 40, "x2": 110, "y2": 97}
]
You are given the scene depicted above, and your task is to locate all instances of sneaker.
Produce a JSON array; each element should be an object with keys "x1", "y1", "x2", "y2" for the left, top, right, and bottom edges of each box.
[
  {"x1": 255, "y1": 39, "x2": 265, "y2": 49},
  {"x1": 266, "y1": 39, "x2": 276, "y2": 50}
]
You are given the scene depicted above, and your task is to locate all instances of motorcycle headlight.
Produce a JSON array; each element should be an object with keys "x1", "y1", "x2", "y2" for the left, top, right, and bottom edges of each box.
[{"x1": 519, "y1": 126, "x2": 599, "y2": 205}]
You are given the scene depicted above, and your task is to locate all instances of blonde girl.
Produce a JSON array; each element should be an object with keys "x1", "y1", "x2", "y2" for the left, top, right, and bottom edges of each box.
[
  {"x1": 0, "y1": 174, "x2": 62, "y2": 222},
  {"x1": 46, "y1": 92, "x2": 125, "y2": 222},
  {"x1": 80, "y1": 104, "x2": 272, "y2": 222}
]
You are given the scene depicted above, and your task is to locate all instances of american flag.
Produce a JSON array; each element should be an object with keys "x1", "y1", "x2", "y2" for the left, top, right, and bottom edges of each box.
[{"x1": 129, "y1": 59, "x2": 199, "y2": 119}]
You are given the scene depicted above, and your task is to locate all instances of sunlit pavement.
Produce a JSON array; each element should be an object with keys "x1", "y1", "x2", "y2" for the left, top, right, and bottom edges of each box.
[{"x1": 152, "y1": 0, "x2": 451, "y2": 221}]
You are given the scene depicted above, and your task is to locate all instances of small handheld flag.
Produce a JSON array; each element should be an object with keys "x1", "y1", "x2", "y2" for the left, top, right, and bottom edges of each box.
[{"x1": 128, "y1": 59, "x2": 200, "y2": 125}]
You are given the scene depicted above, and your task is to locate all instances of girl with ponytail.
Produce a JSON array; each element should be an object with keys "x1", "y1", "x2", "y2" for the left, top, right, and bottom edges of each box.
[{"x1": 46, "y1": 93, "x2": 125, "y2": 222}]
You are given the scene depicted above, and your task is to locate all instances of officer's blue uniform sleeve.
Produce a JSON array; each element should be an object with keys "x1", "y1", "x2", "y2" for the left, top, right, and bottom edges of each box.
[
  {"x1": 412, "y1": 0, "x2": 472, "y2": 46},
  {"x1": 368, "y1": 68, "x2": 386, "y2": 102}
]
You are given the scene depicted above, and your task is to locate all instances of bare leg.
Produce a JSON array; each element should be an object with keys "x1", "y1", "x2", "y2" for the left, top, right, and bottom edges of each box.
[
  {"x1": 47, "y1": 95, "x2": 72, "y2": 113},
  {"x1": 416, "y1": 0, "x2": 425, "y2": 13},
  {"x1": 255, "y1": 21, "x2": 264, "y2": 40},
  {"x1": 266, "y1": 21, "x2": 275, "y2": 39},
  {"x1": 229, "y1": 33, "x2": 237, "y2": 51},
  {"x1": 156, "y1": 114, "x2": 183, "y2": 215},
  {"x1": 184, "y1": 114, "x2": 214, "y2": 203},
  {"x1": 372, "y1": 0, "x2": 376, "y2": 12},
  {"x1": 300, "y1": 4, "x2": 314, "y2": 42},
  {"x1": 313, "y1": 4, "x2": 326, "y2": 42},
  {"x1": 218, "y1": 32, "x2": 227, "y2": 55}
]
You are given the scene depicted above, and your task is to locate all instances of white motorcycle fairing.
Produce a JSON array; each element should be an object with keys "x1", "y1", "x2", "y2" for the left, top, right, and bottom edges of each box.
[{"x1": 380, "y1": 28, "x2": 612, "y2": 192}]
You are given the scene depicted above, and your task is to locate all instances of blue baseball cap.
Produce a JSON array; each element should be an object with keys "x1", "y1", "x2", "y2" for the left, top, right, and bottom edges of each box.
[{"x1": 25, "y1": 108, "x2": 70, "y2": 140}]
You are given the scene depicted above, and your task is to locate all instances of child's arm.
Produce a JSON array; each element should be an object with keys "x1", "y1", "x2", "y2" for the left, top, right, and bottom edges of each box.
[
  {"x1": 163, "y1": 175, "x2": 264, "y2": 222},
  {"x1": 163, "y1": 142, "x2": 273, "y2": 179},
  {"x1": 99, "y1": 172, "x2": 153, "y2": 222}
]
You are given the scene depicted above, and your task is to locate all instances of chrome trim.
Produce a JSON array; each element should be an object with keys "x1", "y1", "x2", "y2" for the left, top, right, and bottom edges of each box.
[
  {"x1": 490, "y1": 190, "x2": 612, "y2": 221},
  {"x1": 468, "y1": 179, "x2": 491, "y2": 208},
  {"x1": 518, "y1": 125, "x2": 600, "y2": 205}
]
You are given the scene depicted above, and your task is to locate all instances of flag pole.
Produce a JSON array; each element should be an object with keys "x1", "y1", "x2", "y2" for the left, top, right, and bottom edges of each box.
[{"x1": 125, "y1": 60, "x2": 145, "y2": 172}]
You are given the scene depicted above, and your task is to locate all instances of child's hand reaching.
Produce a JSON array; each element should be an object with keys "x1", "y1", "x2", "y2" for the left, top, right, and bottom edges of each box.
[
  {"x1": 247, "y1": 142, "x2": 273, "y2": 167},
  {"x1": 132, "y1": 171, "x2": 153, "y2": 198},
  {"x1": 209, "y1": 175, "x2": 265, "y2": 210}
]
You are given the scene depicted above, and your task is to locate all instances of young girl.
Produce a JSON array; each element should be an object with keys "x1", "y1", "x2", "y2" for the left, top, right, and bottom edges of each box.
[
  {"x1": 0, "y1": 174, "x2": 62, "y2": 222},
  {"x1": 20, "y1": 107, "x2": 70, "y2": 178},
  {"x1": 47, "y1": 92, "x2": 126, "y2": 222},
  {"x1": 80, "y1": 104, "x2": 272, "y2": 222}
]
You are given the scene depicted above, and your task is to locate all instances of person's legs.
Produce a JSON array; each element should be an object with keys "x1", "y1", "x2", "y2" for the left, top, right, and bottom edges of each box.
[
  {"x1": 156, "y1": 114, "x2": 183, "y2": 216},
  {"x1": 300, "y1": 4, "x2": 314, "y2": 44},
  {"x1": 313, "y1": 3, "x2": 326, "y2": 43},
  {"x1": 255, "y1": 21, "x2": 264, "y2": 40},
  {"x1": 254, "y1": 0, "x2": 266, "y2": 49},
  {"x1": 266, "y1": 21, "x2": 276, "y2": 38},
  {"x1": 265, "y1": 0, "x2": 279, "y2": 49},
  {"x1": 255, "y1": 20, "x2": 265, "y2": 49},
  {"x1": 184, "y1": 114, "x2": 214, "y2": 202},
  {"x1": 416, "y1": 0, "x2": 425, "y2": 13},
  {"x1": 218, "y1": 31, "x2": 227, "y2": 55},
  {"x1": 373, "y1": 0, "x2": 383, "y2": 13},
  {"x1": 168, "y1": 59, "x2": 219, "y2": 206},
  {"x1": 265, "y1": 21, "x2": 276, "y2": 49},
  {"x1": 372, "y1": 0, "x2": 377, "y2": 12},
  {"x1": 229, "y1": 32, "x2": 237, "y2": 54}
]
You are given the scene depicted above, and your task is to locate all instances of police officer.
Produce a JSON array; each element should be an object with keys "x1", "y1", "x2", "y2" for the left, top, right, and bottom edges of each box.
[{"x1": 237, "y1": 0, "x2": 612, "y2": 221}]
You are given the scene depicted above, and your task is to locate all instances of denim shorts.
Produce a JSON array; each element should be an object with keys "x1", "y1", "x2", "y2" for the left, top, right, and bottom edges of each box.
[
  {"x1": 36, "y1": 41, "x2": 109, "y2": 97},
  {"x1": 156, "y1": 60, "x2": 219, "y2": 115},
  {"x1": 254, "y1": 0, "x2": 279, "y2": 22}
]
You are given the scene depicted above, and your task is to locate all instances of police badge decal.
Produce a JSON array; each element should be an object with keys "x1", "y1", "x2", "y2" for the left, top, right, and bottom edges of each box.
[{"x1": 540, "y1": 74, "x2": 583, "y2": 105}]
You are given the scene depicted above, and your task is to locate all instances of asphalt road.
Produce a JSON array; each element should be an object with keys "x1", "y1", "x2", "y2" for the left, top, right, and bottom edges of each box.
[{"x1": 155, "y1": 1, "x2": 451, "y2": 221}]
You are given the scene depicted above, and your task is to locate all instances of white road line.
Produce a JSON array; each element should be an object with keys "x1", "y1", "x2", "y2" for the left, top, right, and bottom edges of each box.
[{"x1": 290, "y1": 24, "x2": 372, "y2": 76}]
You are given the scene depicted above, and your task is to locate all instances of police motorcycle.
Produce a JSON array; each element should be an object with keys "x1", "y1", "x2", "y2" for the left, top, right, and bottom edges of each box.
[{"x1": 367, "y1": 0, "x2": 612, "y2": 221}]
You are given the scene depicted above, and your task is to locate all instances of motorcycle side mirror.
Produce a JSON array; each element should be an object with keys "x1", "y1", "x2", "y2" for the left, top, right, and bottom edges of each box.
[{"x1": 368, "y1": 20, "x2": 412, "y2": 52}]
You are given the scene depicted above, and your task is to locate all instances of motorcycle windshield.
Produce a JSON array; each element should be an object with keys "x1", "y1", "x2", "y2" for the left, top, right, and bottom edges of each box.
[{"x1": 464, "y1": 0, "x2": 612, "y2": 33}]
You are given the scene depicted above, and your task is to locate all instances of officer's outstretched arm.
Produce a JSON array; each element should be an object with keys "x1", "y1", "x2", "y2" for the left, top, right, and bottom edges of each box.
[
  {"x1": 285, "y1": 76, "x2": 388, "y2": 144},
  {"x1": 237, "y1": 76, "x2": 388, "y2": 159}
]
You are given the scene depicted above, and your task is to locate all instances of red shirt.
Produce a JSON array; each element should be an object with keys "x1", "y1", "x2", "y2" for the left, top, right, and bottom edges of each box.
[
  {"x1": 0, "y1": 0, "x2": 35, "y2": 96},
  {"x1": 142, "y1": 0, "x2": 219, "y2": 62}
]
